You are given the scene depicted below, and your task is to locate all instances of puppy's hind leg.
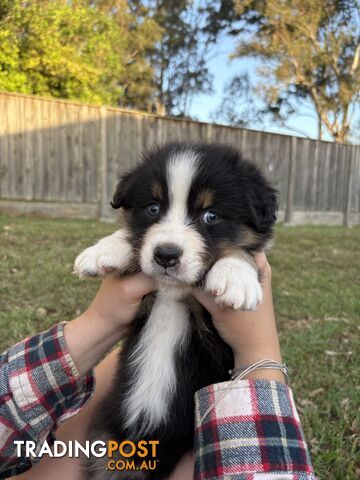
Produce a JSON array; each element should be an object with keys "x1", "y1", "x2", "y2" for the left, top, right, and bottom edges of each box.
[{"x1": 74, "y1": 229, "x2": 134, "y2": 278}]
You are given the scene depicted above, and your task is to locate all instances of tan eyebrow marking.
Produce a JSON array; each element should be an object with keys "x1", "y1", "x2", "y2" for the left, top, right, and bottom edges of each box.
[
  {"x1": 195, "y1": 189, "x2": 214, "y2": 210},
  {"x1": 218, "y1": 228, "x2": 261, "y2": 253},
  {"x1": 151, "y1": 181, "x2": 163, "y2": 201}
]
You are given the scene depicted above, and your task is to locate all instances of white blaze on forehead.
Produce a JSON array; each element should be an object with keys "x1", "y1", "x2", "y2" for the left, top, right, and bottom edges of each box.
[
  {"x1": 139, "y1": 148, "x2": 206, "y2": 284},
  {"x1": 165, "y1": 150, "x2": 199, "y2": 223}
]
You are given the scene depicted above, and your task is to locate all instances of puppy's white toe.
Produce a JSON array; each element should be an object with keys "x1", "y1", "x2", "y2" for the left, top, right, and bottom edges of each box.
[
  {"x1": 74, "y1": 245, "x2": 105, "y2": 277},
  {"x1": 205, "y1": 257, "x2": 262, "y2": 311}
]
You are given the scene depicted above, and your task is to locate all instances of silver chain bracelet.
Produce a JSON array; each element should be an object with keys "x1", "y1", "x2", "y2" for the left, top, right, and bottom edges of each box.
[{"x1": 229, "y1": 359, "x2": 289, "y2": 383}]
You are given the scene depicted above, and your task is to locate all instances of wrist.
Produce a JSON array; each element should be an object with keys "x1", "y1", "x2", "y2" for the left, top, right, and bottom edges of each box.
[
  {"x1": 233, "y1": 367, "x2": 286, "y2": 383},
  {"x1": 64, "y1": 311, "x2": 127, "y2": 377},
  {"x1": 234, "y1": 347, "x2": 282, "y2": 367},
  {"x1": 83, "y1": 305, "x2": 130, "y2": 339},
  {"x1": 232, "y1": 354, "x2": 286, "y2": 384}
]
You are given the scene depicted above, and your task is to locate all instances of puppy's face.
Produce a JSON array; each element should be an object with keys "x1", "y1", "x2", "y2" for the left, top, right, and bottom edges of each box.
[{"x1": 111, "y1": 143, "x2": 277, "y2": 285}]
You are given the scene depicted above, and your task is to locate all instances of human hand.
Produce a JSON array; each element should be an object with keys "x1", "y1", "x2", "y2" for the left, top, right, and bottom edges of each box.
[
  {"x1": 65, "y1": 273, "x2": 156, "y2": 376},
  {"x1": 193, "y1": 252, "x2": 284, "y2": 382},
  {"x1": 84, "y1": 272, "x2": 156, "y2": 332}
]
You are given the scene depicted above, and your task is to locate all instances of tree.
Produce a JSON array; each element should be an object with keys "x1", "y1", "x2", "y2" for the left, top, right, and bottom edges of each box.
[
  {"x1": 212, "y1": 73, "x2": 270, "y2": 128},
  {"x1": 129, "y1": 0, "x2": 219, "y2": 117},
  {"x1": 215, "y1": 0, "x2": 360, "y2": 143},
  {"x1": 0, "y1": 0, "x2": 159, "y2": 109},
  {"x1": 90, "y1": 0, "x2": 160, "y2": 110}
]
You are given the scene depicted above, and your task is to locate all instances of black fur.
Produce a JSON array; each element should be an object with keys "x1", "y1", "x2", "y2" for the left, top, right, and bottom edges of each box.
[
  {"x1": 87, "y1": 304, "x2": 233, "y2": 479},
  {"x1": 84, "y1": 142, "x2": 277, "y2": 479}
]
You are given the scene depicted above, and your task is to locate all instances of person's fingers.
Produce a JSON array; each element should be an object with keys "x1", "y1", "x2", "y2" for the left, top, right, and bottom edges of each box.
[
  {"x1": 192, "y1": 288, "x2": 216, "y2": 311},
  {"x1": 192, "y1": 288, "x2": 228, "y2": 317},
  {"x1": 254, "y1": 251, "x2": 267, "y2": 269},
  {"x1": 254, "y1": 251, "x2": 272, "y2": 279},
  {"x1": 118, "y1": 272, "x2": 157, "y2": 299},
  {"x1": 100, "y1": 266, "x2": 115, "y2": 273},
  {"x1": 193, "y1": 253, "x2": 272, "y2": 312}
]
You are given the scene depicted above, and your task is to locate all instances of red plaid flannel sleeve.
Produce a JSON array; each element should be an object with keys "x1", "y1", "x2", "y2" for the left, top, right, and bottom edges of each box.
[
  {"x1": 0, "y1": 322, "x2": 94, "y2": 478},
  {"x1": 194, "y1": 379, "x2": 315, "y2": 480}
]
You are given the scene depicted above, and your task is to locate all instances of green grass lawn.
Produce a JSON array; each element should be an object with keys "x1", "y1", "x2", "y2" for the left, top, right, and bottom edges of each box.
[{"x1": 0, "y1": 213, "x2": 359, "y2": 479}]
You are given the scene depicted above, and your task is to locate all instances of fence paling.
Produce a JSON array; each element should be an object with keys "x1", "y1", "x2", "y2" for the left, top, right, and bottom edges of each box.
[{"x1": 0, "y1": 92, "x2": 359, "y2": 225}]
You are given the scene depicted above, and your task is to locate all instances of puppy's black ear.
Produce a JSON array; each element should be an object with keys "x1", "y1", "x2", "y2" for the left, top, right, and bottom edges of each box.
[
  {"x1": 248, "y1": 183, "x2": 278, "y2": 233},
  {"x1": 110, "y1": 171, "x2": 136, "y2": 209}
]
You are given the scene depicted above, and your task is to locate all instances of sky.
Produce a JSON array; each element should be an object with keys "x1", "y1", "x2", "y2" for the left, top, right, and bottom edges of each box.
[{"x1": 189, "y1": 34, "x2": 333, "y2": 142}]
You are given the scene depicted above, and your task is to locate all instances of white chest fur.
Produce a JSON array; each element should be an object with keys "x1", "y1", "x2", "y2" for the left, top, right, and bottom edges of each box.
[{"x1": 123, "y1": 287, "x2": 190, "y2": 434}]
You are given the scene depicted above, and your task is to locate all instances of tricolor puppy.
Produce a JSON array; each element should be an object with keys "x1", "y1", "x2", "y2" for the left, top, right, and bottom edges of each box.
[{"x1": 74, "y1": 142, "x2": 277, "y2": 479}]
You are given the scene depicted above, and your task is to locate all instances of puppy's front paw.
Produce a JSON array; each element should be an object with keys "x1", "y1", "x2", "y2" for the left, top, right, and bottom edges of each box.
[
  {"x1": 74, "y1": 231, "x2": 132, "y2": 278},
  {"x1": 205, "y1": 257, "x2": 262, "y2": 310}
]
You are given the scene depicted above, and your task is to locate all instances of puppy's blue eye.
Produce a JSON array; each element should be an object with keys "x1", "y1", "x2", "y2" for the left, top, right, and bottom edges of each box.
[
  {"x1": 201, "y1": 211, "x2": 220, "y2": 225},
  {"x1": 146, "y1": 202, "x2": 160, "y2": 216}
]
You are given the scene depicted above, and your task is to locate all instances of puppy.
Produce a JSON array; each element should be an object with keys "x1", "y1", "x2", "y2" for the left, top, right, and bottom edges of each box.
[{"x1": 74, "y1": 142, "x2": 277, "y2": 479}]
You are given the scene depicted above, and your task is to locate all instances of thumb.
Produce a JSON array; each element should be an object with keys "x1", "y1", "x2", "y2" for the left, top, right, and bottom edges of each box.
[
  {"x1": 123, "y1": 273, "x2": 157, "y2": 299},
  {"x1": 192, "y1": 288, "x2": 218, "y2": 315}
]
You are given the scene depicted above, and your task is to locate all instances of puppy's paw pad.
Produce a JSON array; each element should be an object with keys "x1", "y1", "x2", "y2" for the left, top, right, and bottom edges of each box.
[{"x1": 205, "y1": 258, "x2": 262, "y2": 310}]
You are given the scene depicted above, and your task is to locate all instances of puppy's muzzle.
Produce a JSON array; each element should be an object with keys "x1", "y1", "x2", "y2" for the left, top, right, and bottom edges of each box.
[{"x1": 153, "y1": 243, "x2": 183, "y2": 269}]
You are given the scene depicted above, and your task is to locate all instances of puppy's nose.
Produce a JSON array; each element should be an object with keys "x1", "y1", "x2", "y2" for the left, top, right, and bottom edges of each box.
[{"x1": 153, "y1": 244, "x2": 182, "y2": 269}]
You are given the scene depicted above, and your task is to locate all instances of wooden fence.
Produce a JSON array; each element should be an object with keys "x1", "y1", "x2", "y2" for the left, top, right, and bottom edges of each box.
[{"x1": 0, "y1": 92, "x2": 359, "y2": 225}]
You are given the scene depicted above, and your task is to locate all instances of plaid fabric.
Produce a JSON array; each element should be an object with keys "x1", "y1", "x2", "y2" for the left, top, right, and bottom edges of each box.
[
  {"x1": 0, "y1": 322, "x2": 94, "y2": 478},
  {"x1": 0, "y1": 323, "x2": 315, "y2": 480},
  {"x1": 194, "y1": 379, "x2": 315, "y2": 480}
]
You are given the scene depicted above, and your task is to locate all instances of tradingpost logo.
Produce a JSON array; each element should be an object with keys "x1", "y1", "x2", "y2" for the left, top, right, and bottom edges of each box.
[
  {"x1": 106, "y1": 440, "x2": 159, "y2": 472},
  {"x1": 14, "y1": 439, "x2": 160, "y2": 472}
]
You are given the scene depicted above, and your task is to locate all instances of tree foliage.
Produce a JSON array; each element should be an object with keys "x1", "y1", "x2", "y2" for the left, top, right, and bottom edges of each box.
[
  {"x1": 0, "y1": 0, "x2": 159, "y2": 108},
  {"x1": 215, "y1": 0, "x2": 360, "y2": 142},
  {"x1": 0, "y1": 0, "x2": 222, "y2": 116},
  {"x1": 2, "y1": 0, "x2": 358, "y2": 141},
  {"x1": 129, "y1": 0, "x2": 219, "y2": 117}
]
